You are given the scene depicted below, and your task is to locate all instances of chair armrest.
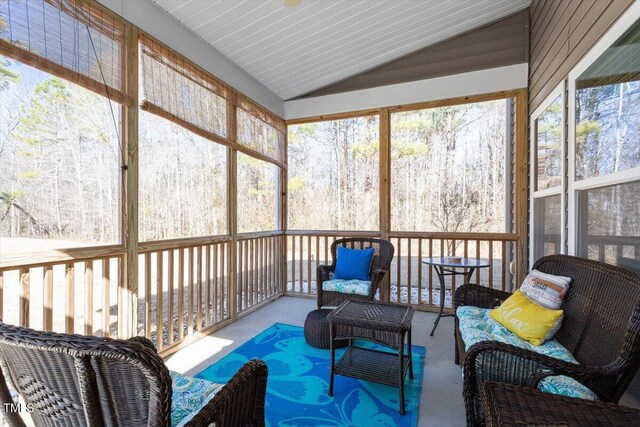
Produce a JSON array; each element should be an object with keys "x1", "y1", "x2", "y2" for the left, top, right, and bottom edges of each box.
[
  {"x1": 317, "y1": 264, "x2": 334, "y2": 284},
  {"x1": 128, "y1": 336, "x2": 158, "y2": 353},
  {"x1": 463, "y1": 341, "x2": 616, "y2": 399},
  {"x1": 316, "y1": 264, "x2": 335, "y2": 308},
  {"x1": 369, "y1": 269, "x2": 387, "y2": 298},
  {"x1": 371, "y1": 268, "x2": 387, "y2": 283},
  {"x1": 454, "y1": 284, "x2": 511, "y2": 311},
  {"x1": 461, "y1": 340, "x2": 609, "y2": 426},
  {"x1": 186, "y1": 359, "x2": 268, "y2": 427}
]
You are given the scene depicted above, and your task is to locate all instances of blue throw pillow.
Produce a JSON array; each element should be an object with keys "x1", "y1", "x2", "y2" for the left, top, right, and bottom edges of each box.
[{"x1": 333, "y1": 246, "x2": 375, "y2": 281}]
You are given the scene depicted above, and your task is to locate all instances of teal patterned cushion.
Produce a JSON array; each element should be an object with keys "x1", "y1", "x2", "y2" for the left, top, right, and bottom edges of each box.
[
  {"x1": 457, "y1": 306, "x2": 575, "y2": 362},
  {"x1": 538, "y1": 375, "x2": 599, "y2": 400},
  {"x1": 321, "y1": 279, "x2": 371, "y2": 296},
  {"x1": 457, "y1": 306, "x2": 598, "y2": 400},
  {"x1": 171, "y1": 371, "x2": 223, "y2": 427}
]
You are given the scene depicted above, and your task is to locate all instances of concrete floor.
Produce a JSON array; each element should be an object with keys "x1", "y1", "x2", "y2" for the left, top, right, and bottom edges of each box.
[
  {"x1": 166, "y1": 295, "x2": 466, "y2": 426},
  {"x1": 166, "y1": 295, "x2": 640, "y2": 426}
]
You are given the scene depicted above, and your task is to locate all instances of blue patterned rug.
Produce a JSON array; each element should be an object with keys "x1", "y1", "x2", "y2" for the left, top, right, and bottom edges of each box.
[{"x1": 196, "y1": 323, "x2": 425, "y2": 427}]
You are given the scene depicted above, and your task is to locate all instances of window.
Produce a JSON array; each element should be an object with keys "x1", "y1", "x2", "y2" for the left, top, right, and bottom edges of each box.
[
  {"x1": 390, "y1": 100, "x2": 508, "y2": 232},
  {"x1": 139, "y1": 111, "x2": 227, "y2": 241},
  {"x1": 574, "y1": 18, "x2": 640, "y2": 181},
  {"x1": 533, "y1": 195, "x2": 562, "y2": 259},
  {"x1": 568, "y1": 8, "x2": 640, "y2": 272},
  {"x1": 0, "y1": 56, "x2": 120, "y2": 255},
  {"x1": 287, "y1": 116, "x2": 379, "y2": 230},
  {"x1": 530, "y1": 88, "x2": 565, "y2": 263},
  {"x1": 237, "y1": 153, "x2": 278, "y2": 233},
  {"x1": 576, "y1": 181, "x2": 639, "y2": 271},
  {"x1": 536, "y1": 95, "x2": 563, "y2": 190}
]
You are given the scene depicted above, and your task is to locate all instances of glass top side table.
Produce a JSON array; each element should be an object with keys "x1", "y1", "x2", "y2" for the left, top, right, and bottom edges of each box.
[{"x1": 422, "y1": 257, "x2": 490, "y2": 336}]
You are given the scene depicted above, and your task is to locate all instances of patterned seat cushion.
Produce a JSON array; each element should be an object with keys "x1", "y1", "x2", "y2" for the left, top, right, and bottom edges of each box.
[
  {"x1": 171, "y1": 371, "x2": 223, "y2": 427},
  {"x1": 321, "y1": 279, "x2": 371, "y2": 296},
  {"x1": 457, "y1": 306, "x2": 598, "y2": 401}
]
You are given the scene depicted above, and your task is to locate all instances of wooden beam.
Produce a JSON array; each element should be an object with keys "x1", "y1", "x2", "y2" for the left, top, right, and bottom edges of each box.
[
  {"x1": 122, "y1": 23, "x2": 139, "y2": 338},
  {"x1": 387, "y1": 90, "x2": 524, "y2": 113},
  {"x1": 281, "y1": 129, "x2": 289, "y2": 297},
  {"x1": 379, "y1": 108, "x2": 391, "y2": 302},
  {"x1": 285, "y1": 90, "x2": 524, "y2": 126},
  {"x1": 227, "y1": 95, "x2": 239, "y2": 321},
  {"x1": 286, "y1": 108, "x2": 382, "y2": 126},
  {"x1": 0, "y1": 245, "x2": 125, "y2": 269},
  {"x1": 514, "y1": 88, "x2": 529, "y2": 286}
]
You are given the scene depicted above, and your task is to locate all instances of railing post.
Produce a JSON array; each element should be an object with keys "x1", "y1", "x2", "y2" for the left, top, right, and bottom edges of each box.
[
  {"x1": 121, "y1": 23, "x2": 139, "y2": 338},
  {"x1": 379, "y1": 108, "x2": 391, "y2": 302}
]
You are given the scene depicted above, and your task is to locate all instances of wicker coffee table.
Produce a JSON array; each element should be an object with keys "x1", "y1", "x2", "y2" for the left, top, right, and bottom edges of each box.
[
  {"x1": 327, "y1": 300, "x2": 414, "y2": 414},
  {"x1": 481, "y1": 381, "x2": 640, "y2": 426}
]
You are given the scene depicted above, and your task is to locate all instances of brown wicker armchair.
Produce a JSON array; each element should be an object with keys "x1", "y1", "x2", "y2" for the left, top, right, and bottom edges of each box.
[
  {"x1": 316, "y1": 237, "x2": 394, "y2": 309},
  {"x1": 0, "y1": 322, "x2": 267, "y2": 427},
  {"x1": 454, "y1": 255, "x2": 640, "y2": 426}
]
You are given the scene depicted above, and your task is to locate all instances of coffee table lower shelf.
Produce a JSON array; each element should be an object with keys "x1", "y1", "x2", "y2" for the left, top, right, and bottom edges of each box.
[{"x1": 334, "y1": 346, "x2": 411, "y2": 387}]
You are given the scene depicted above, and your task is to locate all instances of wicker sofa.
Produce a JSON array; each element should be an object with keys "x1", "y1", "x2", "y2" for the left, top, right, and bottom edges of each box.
[
  {"x1": 0, "y1": 322, "x2": 267, "y2": 427},
  {"x1": 454, "y1": 255, "x2": 640, "y2": 426}
]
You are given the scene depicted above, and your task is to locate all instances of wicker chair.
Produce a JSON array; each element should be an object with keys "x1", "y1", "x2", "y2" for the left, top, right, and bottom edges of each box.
[
  {"x1": 316, "y1": 237, "x2": 394, "y2": 309},
  {"x1": 480, "y1": 381, "x2": 640, "y2": 427},
  {"x1": 0, "y1": 322, "x2": 267, "y2": 427},
  {"x1": 454, "y1": 255, "x2": 640, "y2": 426}
]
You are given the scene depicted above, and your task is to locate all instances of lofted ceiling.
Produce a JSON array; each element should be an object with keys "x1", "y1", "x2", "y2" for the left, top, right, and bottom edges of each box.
[{"x1": 151, "y1": 0, "x2": 531, "y2": 100}]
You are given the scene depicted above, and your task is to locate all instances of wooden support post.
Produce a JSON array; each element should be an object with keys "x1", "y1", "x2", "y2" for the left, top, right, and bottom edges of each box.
[
  {"x1": 122, "y1": 23, "x2": 139, "y2": 338},
  {"x1": 281, "y1": 130, "x2": 288, "y2": 296},
  {"x1": 379, "y1": 108, "x2": 391, "y2": 302},
  {"x1": 227, "y1": 97, "x2": 239, "y2": 320},
  {"x1": 514, "y1": 89, "x2": 529, "y2": 286}
]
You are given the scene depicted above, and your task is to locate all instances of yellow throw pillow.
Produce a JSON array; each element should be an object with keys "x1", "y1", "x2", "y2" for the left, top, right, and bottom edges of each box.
[{"x1": 490, "y1": 290, "x2": 563, "y2": 346}]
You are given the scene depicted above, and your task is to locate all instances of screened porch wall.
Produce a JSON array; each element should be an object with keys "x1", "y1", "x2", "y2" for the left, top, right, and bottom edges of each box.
[
  {"x1": 0, "y1": 0, "x2": 287, "y2": 356},
  {"x1": 0, "y1": 1, "x2": 529, "y2": 357},
  {"x1": 284, "y1": 90, "x2": 529, "y2": 313}
]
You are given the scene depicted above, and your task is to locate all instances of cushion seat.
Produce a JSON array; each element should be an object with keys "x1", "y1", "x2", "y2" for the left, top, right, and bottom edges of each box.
[
  {"x1": 321, "y1": 279, "x2": 371, "y2": 296},
  {"x1": 457, "y1": 306, "x2": 599, "y2": 401},
  {"x1": 170, "y1": 371, "x2": 223, "y2": 427}
]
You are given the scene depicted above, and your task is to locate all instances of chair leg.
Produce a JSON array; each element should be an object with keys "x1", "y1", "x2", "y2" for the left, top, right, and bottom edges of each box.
[{"x1": 454, "y1": 330, "x2": 460, "y2": 365}]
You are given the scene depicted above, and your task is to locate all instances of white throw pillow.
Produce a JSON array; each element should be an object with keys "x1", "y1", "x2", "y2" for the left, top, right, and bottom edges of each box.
[{"x1": 520, "y1": 270, "x2": 572, "y2": 310}]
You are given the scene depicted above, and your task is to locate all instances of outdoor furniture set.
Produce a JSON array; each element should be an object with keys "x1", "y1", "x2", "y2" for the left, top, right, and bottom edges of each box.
[
  {"x1": 2, "y1": 239, "x2": 639, "y2": 426},
  {"x1": 304, "y1": 237, "x2": 417, "y2": 414}
]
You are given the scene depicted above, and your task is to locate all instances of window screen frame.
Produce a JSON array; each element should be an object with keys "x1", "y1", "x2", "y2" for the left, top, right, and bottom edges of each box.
[
  {"x1": 567, "y1": 2, "x2": 640, "y2": 256},
  {"x1": 530, "y1": 83, "x2": 566, "y2": 265}
]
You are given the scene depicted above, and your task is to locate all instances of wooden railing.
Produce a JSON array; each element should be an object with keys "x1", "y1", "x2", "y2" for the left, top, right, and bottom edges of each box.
[
  {"x1": 0, "y1": 247, "x2": 125, "y2": 338},
  {"x1": 388, "y1": 232, "x2": 518, "y2": 310},
  {"x1": 0, "y1": 229, "x2": 521, "y2": 352},
  {"x1": 137, "y1": 236, "x2": 233, "y2": 353},
  {"x1": 0, "y1": 231, "x2": 286, "y2": 355},
  {"x1": 237, "y1": 231, "x2": 285, "y2": 314},
  {"x1": 285, "y1": 230, "x2": 519, "y2": 312}
]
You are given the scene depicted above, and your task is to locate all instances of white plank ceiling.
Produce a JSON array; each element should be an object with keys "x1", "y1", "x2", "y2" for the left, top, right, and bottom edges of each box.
[{"x1": 151, "y1": 0, "x2": 531, "y2": 100}]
